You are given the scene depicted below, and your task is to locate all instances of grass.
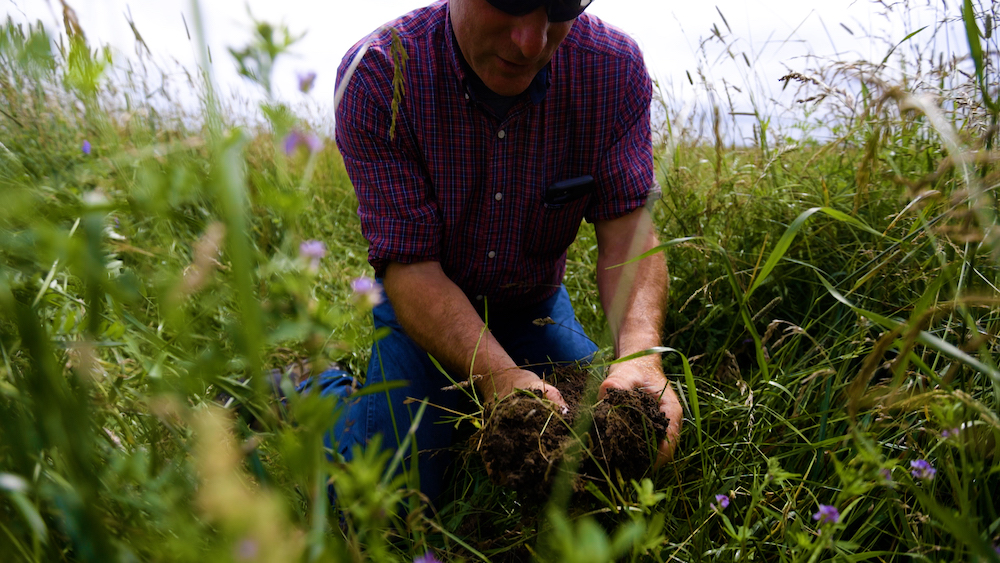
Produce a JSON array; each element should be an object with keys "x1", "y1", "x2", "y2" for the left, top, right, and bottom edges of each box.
[{"x1": 1, "y1": 1, "x2": 1000, "y2": 562}]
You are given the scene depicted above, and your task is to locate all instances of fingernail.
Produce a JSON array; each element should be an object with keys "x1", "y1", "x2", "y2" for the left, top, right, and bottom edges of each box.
[{"x1": 561, "y1": 406, "x2": 569, "y2": 415}]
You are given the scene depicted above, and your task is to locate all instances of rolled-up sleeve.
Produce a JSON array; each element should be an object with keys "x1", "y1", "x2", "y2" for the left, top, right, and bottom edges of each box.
[
  {"x1": 588, "y1": 51, "x2": 656, "y2": 223},
  {"x1": 335, "y1": 39, "x2": 440, "y2": 277}
]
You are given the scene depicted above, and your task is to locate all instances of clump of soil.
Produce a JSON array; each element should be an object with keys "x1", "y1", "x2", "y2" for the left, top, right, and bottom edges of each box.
[
  {"x1": 474, "y1": 366, "x2": 669, "y2": 499},
  {"x1": 583, "y1": 387, "x2": 667, "y2": 483},
  {"x1": 475, "y1": 392, "x2": 575, "y2": 499}
]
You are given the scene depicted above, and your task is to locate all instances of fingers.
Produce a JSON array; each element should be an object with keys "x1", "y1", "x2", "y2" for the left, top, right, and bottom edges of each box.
[
  {"x1": 654, "y1": 439, "x2": 674, "y2": 468},
  {"x1": 540, "y1": 384, "x2": 569, "y2": 410},
  {"x1": 654, "y1": 389, "x2": 683, "y2": 466},
  {"x1": 597, "y1": 376, "x2": 628, "y2": 399},
  {"x1": 486, "y1": 370, "x2": 568, "y2": 411},
  {"x1": 654, "y1": 418, "x2": 682, "y2": 467}
]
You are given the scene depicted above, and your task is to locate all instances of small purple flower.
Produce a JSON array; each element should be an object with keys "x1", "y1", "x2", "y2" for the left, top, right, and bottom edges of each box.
[
  {"x1": 413, "y1": 553, "x2": 442, "y2": 563},
  {"x1": 709, "y1": 493, "x2": 730, "y2": 511},
  {"x1": 234, "y1": 537, "x2": 258, "y2": 560},
  {"x1": 813, "y1": 504, "x2": 840, "y2": 525},
  {"x1": 283, "y1": 131, "x2": 301, "y2": 155},
  {"x1": 298, "y1": 71, "x2": 317, "y2": 93},
  {"x1": 299, "y1": 240, "x2": 326, "y2": 271},
  {"x1": 82, "y1": 140, "x2": 91, "y2": 155},
  {"x1": 303, "y1": 132, "x2": 322, "y2": 152},
  {"x1": 351, "y1": 276, "x2": 384, "y2": 309},
  {"x1": 941, "y1": 427, "x2": 960, "y2": 439},
  {"x1": 879, "y1": 467, "x2": 893, "y2": 484},
  {"x1": 910, "y1": 459, "x2": 936, "y2": 481},
  {"x1": 283, "y1": 130, "x2": 323, "y2": 155}
]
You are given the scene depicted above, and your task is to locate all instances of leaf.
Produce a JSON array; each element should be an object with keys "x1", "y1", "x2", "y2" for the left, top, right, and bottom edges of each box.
[
  {"x1": 609, "y1": 520, "x2": 645, "y2": 558},
  {"x1": 585, "y1": 481, "x2": 619, "y2": 513},
  {"x1": 632, "y1": 478, "x2": 666, "y2": 508}
]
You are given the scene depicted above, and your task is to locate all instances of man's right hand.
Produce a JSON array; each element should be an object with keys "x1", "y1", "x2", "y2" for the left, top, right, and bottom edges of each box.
[{"x1": 476, "y1": 368, "x2": 568, "y2": 411}]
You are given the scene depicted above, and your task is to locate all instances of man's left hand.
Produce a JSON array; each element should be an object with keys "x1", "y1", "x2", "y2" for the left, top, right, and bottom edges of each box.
[{"x1": 599, "y1": 362, "x2": 682, "y2": 466}]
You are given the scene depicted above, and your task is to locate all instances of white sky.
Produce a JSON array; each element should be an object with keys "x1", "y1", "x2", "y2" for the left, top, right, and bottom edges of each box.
[{"x1": 5, "y1": 0, "x2": 967, "y2": 139}]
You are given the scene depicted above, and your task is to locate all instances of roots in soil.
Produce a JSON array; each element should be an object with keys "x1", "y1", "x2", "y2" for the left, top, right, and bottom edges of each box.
[{"x1": 473, "y1": 365, "x2": 669, "y2": 500}]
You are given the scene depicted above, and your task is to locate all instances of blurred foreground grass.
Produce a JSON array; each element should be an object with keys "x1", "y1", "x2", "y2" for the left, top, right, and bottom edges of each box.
[{"x1": 2, "y1": 3, "x2": 1000, "y2": 562}]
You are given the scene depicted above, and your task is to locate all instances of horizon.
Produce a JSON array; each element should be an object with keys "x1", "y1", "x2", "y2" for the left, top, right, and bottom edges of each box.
[{"x1": 6, "y1": 0, "x2": 972, "y2": 143}]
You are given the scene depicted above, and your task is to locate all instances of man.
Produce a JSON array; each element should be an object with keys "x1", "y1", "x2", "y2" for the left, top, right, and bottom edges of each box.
[{"x1": 324, "y1": 0, "x2": 682, "y2": 505}]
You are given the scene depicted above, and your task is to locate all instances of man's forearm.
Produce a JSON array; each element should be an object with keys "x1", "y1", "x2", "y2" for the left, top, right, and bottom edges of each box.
[
  {"x1": 595, "y1": 207, "x2": 682, "y2": 463},
  {"x1": 595, "y1": 208, "x2": 668, "y2": 361},
  {"x1": 383, "y1": 261, "x2": 519, "y2": 379},
  {"x1": 383, "y1": 261, "x2": 566, "y2": 406}
]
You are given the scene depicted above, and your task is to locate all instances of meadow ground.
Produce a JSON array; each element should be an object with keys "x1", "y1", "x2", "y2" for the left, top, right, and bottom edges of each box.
[{"x1": 1, "y1": 3, "x2": 1000, "y2": 562}]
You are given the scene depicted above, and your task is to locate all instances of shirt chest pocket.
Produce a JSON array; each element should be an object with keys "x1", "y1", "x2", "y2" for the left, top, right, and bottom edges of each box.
[{"x1": 522, "y1": 196, "x2": 591, "y2": 260}]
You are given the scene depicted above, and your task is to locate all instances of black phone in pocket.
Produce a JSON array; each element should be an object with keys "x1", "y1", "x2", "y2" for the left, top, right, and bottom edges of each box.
[{"x1": 543, "y1": 175, "x2": 595, "y2": 208}]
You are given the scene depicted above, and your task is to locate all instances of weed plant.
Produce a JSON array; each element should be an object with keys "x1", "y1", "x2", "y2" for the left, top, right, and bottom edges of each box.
[{"x1": 1, "y1": 1, "x2": 1000, "y2": 562}]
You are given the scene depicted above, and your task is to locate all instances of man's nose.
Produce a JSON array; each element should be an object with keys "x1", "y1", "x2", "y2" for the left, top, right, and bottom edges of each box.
[{"x1": 510, "y1": 7, "x2": 550, "y2": 60}]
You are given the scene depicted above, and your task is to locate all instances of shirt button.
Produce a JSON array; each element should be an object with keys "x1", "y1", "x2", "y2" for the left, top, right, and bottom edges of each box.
[
  {"x1": 464, "y1": 92, "x2": 470, "y2": 100},
  {"x1": 494, "y1": 192, "x2": 503, "y2": 201},
  {"x1": 475, "y1": 295, "x2": 483, "y2": 301},
  {"x1": 487, "y1": 251, "x2": 496, "y2": 259},
  {"x1": 497, "y1": 129, "x2": 506, "y2": 139}
]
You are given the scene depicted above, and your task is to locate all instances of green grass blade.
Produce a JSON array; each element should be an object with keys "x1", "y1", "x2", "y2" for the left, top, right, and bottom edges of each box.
[
  {"x1": 381, "y1": 399, "x2": 427, "y2": 487},
  {"x1": 608, "y1": 236, "x2": 702, "y2": 268},
  {"x1": 879, "y1": 26, "x2": 927, "y2": 66},
  {"x1": 816, "y1": 271, "x2": 1000, "y2": 384},
  {"x1": 748, "y1": 207, "x2": 891, "y2": 299},
  {"x1": 962, "y1": 0, "x2": 985, "y2": 90}
]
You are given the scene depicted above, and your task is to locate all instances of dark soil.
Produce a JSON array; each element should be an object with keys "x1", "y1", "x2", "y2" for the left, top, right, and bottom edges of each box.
[{"x1": 473, "y1": 365, "x2": 669, "y2": 500}]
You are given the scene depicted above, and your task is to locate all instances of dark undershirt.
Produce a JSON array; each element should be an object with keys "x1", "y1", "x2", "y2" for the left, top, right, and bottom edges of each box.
[{"x1": 466, "y1": 71, "x2": 519, "y2": 119}]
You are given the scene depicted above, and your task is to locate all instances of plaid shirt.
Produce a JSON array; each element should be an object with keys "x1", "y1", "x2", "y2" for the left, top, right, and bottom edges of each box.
[{"x1": 335, "y1": 0, "x2": 655, "y2": 307}]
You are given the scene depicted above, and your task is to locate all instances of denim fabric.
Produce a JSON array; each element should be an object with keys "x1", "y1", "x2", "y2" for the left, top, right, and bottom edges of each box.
[{"x1": 313, "y1": 283, "x2": 598, "y2": 504}]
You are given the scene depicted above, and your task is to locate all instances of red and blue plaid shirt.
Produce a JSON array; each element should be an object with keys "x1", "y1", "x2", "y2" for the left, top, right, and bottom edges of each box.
[{"x1": 335, "y1": 0, "x2": 655, "y2": 307}]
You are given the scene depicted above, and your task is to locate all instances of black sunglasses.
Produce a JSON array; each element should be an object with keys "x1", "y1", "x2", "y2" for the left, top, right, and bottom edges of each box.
[{"x1": 483, "y1": 0, "x2": 594, "y2": 22}]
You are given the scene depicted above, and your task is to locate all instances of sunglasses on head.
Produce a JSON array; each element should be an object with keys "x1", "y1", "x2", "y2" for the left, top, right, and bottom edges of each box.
[{"x1": 483, "y1": 0, "x2": 593, "y2": 22}]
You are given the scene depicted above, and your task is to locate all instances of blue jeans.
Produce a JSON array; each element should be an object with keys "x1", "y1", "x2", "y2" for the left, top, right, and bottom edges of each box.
[{"x1": 313, "y1": 284, "x2": 598, "y2": 504}]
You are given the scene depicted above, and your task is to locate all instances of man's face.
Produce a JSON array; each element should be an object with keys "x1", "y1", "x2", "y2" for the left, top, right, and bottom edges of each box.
[{"x1": 450, "y1": 0, "x2": 574, "y2": 97}]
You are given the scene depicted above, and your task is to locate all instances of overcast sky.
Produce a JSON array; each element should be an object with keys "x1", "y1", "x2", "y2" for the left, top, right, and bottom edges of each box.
[{"x1": 6, "y1": 0, "x2": 966, "y2": 139}]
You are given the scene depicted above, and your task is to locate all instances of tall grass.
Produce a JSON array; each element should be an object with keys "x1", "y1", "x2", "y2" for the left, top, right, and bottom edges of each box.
[{"x1": 1, "y1": 1, "x2": 999, "y2": 561}]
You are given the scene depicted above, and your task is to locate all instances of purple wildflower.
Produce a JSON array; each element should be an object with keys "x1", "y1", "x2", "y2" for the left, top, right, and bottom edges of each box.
[
  {"x1": 234, "y1": 537, "x2": 258, "y2": 561},
  {"x1": 910, "y1": 459, "x2": 936, "y2": 481},
  {"x1": 351, "y1": 276, "x2": 384, "y2": 309},
  {"x1": 283, "y1": 131, "x2": 301, "y2": 155},
  {"x1": 283, "y1": 130, "x2": 323, "y2": 155},
  {"x1": 941, "y1": 427, "x2": 960, "y2": 439},
  {"x1": 413, "y1": 553, "x2": 442, "y2": 563},
  {"x1": 709, "y1": 494, "x2": 730, "y2": 511},
  {"x1": 82, "y1": 140, "x2": 91, "y2": 155},
  {"x1": 298, "y1": 71, "x2": 317, "y2": 93},
  {"x1": 879, "y1": 467, "x2": 893, "y2": 484},
  {"x1": 813, "y1": 504, "x2": 840, "y2": 525},
  {"x1": 303, "y1": 132, "x2": 322, "y2": 152},
  {"x1": 299, "y1": 240, "x2": 326, "y2": 271}
]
